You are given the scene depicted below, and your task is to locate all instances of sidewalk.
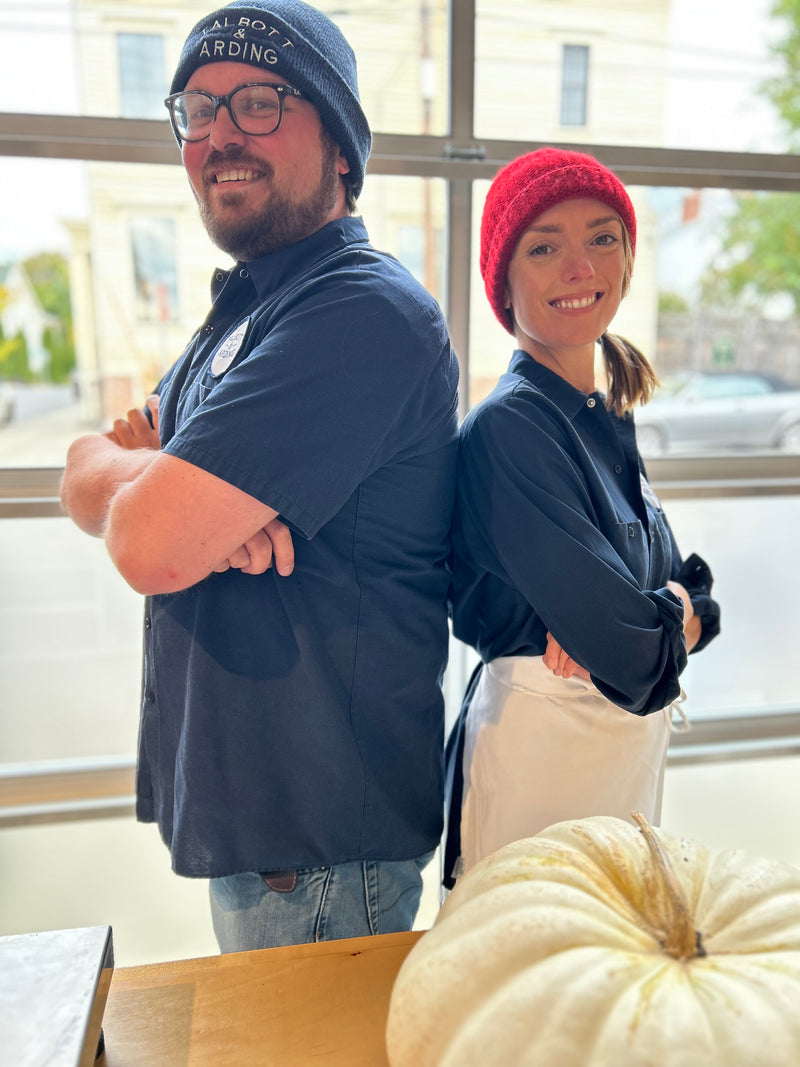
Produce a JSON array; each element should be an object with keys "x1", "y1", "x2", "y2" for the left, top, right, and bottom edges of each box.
[{"x1": 0, "y1": 400, "x2": 88, "y2": 468}]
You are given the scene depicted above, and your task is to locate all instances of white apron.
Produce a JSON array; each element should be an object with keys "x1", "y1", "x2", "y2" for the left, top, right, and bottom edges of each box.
[{"x1": 459, "y1": 655, "x2": 683, "y2": 874}]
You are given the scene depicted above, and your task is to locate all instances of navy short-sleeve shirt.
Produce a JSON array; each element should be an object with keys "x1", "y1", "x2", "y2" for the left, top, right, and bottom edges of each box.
[{"x1": 136, "y1": 217, "x2": 459, "y2": 878}]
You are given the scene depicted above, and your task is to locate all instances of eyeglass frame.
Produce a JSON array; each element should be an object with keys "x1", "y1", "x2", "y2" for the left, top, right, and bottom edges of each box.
[{"x1": 164, "y1": 82, "x2": 306, "y2": 143}]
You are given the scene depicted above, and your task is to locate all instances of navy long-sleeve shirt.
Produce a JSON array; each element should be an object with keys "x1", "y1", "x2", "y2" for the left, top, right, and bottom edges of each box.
[{"x1": 450, "y1": 350, "x2": 693, "y2": 717}]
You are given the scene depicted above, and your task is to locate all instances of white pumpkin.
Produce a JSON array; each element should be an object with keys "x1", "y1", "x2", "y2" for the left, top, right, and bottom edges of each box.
[{"x1": 386, "y1": 814, "x2": 800, "y2": 1066}]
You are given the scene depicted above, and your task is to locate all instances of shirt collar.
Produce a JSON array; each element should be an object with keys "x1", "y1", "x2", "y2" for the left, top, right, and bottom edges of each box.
[
  {"x1": 245, "y1": 216, "x2": 368, "y2": 299},
  {"x1": 507, "y1": 348, "x2": 603, "y2": 422},
  {"x1": 210, "y1": 216, "x2": 369, "y2": 302}
]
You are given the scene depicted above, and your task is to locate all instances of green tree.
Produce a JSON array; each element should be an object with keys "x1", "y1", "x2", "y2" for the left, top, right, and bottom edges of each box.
[
  {"x1": 658, "y1": 290, "x2": 690, "y2": 315},
  {"x1": 701, "y1": 191, "x2": 800, "y2": 312},
  {"x1": 698, "y1": 3, "x2": 800, "y2": 310},
  {"x1": 24, "y1": 253, "x2": 71, "y2": 320},
  {"x1": 0, "y1": 322, "x2": 32, "y2": 382},
  {"x1": 761, "y1": 0, "x2": 800, "y2": 148},
  {"x1": 22, "y1": 252, "x2": 75, "y2": 383},
  {"x1": 43, "y1": 323, "x2": 74, "y2": 383},
  {"x1": 0, "y1": 286, "x2": 30, "y2": 380}
]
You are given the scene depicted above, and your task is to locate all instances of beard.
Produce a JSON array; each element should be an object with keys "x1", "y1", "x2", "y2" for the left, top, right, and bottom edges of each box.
[{"x1": 197, "y1": 133, "x2": 342, "y2": 261}]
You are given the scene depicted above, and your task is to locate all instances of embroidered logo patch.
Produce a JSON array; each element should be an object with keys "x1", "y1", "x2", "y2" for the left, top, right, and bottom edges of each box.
[{"x1": 210, "y1": 318, "x2": 249, "y2": 377}]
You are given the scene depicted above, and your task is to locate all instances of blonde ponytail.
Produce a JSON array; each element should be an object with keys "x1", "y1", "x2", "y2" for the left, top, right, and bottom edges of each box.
[{"x1": 600, "y1": 332, "x2": 659, "y2": 416}]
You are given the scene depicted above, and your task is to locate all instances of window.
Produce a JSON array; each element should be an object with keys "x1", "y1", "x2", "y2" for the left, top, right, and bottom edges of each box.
[
  {"x1": 394, "y1": 216, "x2": 445, "y2": 297},
  {"x1": 561, "y1": 44, "x2": 589, "y2": 126},
  {"x1": 117, "y1": 33, "x2": 165, "y2": 119},
  {"x1": 131, "y1": 217, "x2": 179, "y2": 322},
  {"x1": 2, "y1": 0, "x2": 800, "y2": 968}
]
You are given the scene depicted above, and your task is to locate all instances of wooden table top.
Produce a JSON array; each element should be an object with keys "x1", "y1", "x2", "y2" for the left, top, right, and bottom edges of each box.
[{"x1": 98, "y1": 930, "x2": 423, "y2": 1066}]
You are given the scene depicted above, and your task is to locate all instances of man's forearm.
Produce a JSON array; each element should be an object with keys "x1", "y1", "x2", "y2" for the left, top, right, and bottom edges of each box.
[
  {"x1": 60, "y1": 434, "x2": 158, "y2": 537},
  {"x1": 62, "y1": 429, "x2": 282, "y2": 596}
]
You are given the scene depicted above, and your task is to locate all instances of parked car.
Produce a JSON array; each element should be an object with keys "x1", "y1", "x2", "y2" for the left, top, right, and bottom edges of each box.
[{"x1": 635, "y1": 370, "x2": 800, "y2": 455}]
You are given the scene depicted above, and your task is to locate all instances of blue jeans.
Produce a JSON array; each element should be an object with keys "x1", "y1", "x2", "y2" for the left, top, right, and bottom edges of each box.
[{"x1": 208, "y1": 852, "x2": 434, "y2": 953}]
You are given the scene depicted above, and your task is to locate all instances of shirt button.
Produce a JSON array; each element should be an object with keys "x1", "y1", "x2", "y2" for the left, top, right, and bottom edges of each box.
[
  {"x1": 239, "y1": 268, "x2": 250, "y2": 279},
  {"x1": 586, "y1": 397, "x2": 596, "y2": 408},
  {"x1": 144, "y1": 616, "x2": 151, "y2": 630},
  {"x1": 614, "y1": 464, "x2": 623, "y2": 475},
  {"x1": 203, "y1": 324, "x2": 214, "y2": 334},
  {"x1": 146, "y1": 691, "x2": 156, "y2": 703},
  {"x1": 628, "y1": 524, "x2": 636, "y2": 538},
  {"x1": 215, "y1": 271, "x2": 225, "y2": 282}
]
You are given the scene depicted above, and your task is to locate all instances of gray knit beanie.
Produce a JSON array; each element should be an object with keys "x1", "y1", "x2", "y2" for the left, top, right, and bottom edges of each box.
[{"x1": 169, "y1": 0, "x2": 371, "y2": 197}]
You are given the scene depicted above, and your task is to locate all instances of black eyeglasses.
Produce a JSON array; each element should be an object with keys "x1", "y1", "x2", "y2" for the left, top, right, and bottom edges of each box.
[{"x1": 164, "y1": 83, "x2": 305, "y2": 142}]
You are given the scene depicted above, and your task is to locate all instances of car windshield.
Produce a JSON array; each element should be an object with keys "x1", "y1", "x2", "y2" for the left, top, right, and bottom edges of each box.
[
  {"x1": 656, "y1": 373, "x2": 695, "y2": 397},
  {"x1": 654, "y1": 372, "x2": 796, "y2": 401}
]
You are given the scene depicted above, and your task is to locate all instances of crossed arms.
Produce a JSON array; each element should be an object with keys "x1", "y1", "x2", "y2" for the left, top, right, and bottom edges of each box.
[
  {"x1": 543, "y1": 575, "x2": 701, "y2": 683},
  {"x1": 60, "y1": 396, "x2": 294, "y2": 595}
]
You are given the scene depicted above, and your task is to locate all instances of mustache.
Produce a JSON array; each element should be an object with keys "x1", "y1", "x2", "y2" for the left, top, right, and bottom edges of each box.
[{"x1": 202, "y1": 148, "x2": 274, "y2": 182}]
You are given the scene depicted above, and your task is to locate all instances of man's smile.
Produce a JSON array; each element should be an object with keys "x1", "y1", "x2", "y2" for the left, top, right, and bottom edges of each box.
[
  {"x1": 202, "y1": 152, "x2": 272, "y2": 187},
  {"x1": 212, "y1": 168, "x2": 262, "y2": 184}
]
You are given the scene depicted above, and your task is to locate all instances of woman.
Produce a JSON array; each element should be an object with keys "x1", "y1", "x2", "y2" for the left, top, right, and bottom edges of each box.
[{"x1": 444, "y1": 147, "x2": 720, "y2": 886}]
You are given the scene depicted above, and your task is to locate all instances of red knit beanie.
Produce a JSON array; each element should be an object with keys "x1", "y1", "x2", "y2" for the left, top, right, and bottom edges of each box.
[{"x1": 480, "y1": 147, "x2": 637, "y2": 333}]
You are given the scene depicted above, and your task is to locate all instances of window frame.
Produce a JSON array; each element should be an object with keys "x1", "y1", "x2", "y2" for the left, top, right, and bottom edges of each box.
[{"x1": 2, "y1": 0, "x2": 800, "y2": 823}]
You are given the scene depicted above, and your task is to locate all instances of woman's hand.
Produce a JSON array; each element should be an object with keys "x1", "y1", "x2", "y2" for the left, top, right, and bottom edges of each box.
[
  {"x1": 543, "y1": 631, "x2": 591, "y2": 681},
  {"x1": 667, "y1": 580, "x2": 702, "y2": 652}
]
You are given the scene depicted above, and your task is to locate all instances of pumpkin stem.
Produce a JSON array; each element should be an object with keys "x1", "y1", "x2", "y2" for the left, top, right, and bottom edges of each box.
[{"x1": 631, "y1": 811, "x2": 701, "y2": 961}]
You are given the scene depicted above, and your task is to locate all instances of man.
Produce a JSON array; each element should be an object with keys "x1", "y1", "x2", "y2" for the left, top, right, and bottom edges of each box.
[{"x1": 60, "y1": 0, "x2": 459, "y2": 952}]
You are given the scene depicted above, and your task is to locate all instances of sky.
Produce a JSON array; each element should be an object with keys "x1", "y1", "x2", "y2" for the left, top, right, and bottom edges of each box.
[
  {"x1": 665, "y1": 0, "x2": 783, "y2": 153},
  {"x1": 0, "y1": 0, "x2": 788, "y2": 262},
  {"x1": 0, "y1": 0, "x2": 83, "y2": 260}
]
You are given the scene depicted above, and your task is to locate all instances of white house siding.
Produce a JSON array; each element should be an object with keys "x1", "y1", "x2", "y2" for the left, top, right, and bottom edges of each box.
[{"x1": 71, "y1": 0, "x2": 670, "y2": 416}]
